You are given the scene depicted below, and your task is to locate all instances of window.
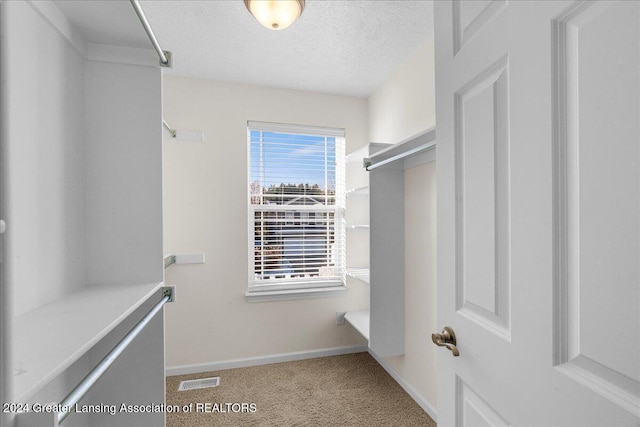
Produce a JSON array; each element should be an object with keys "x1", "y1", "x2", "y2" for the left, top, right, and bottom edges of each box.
[{"x1": 247, "y1": 121, "x2": 346, "y2": 299}]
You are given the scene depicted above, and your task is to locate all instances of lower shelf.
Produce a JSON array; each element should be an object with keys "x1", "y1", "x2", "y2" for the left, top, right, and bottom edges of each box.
[
  {"x1": 12, "y1": 282, "x2": 163, "y2": 401},
  {"x1": 344, "y1": 309, "x2": 370, "y2": 341}
]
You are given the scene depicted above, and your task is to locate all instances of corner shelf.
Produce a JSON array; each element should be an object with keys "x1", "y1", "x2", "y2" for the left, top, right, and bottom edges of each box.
[
  {"x1": 346, "y1": 224, "x2": 370, "y2": 230},
  {"x1": 344, "y1": 309, "x2": 370, "y2": 340},
  {"x1": 346, "y1": 186, "x2": 369, "y2": 197},
  {"x1": 12, "y1": 282, "x2": 163, "y2": 401},
  {"x1": 343, "y1": 144, "x2": 388, "y2": 346},
  {"x1": 346, "y1": 267, "x2": 370, "y2": 284}
]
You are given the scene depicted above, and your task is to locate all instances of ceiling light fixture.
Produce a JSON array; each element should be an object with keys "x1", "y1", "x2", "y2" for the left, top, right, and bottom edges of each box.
[{"x1": 244, "y1": 0, "x2": 305, "y2": 31}]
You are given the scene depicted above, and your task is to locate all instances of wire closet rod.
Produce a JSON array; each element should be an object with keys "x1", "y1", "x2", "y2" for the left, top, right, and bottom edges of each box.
[
  {"x1": 57, "y1": 292, "x2": 171, "y2": 424},
  {"x1": 365, "y1": 140, "x2": 436, "y2": 171},
  {"x1": 129, "y1": 0, "x2": 171, "y2": 67}
]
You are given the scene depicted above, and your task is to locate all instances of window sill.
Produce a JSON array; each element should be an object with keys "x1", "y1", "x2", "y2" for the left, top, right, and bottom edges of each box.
[{"x1": 245, "y1": 285, "x2": 348, "y2": 303}]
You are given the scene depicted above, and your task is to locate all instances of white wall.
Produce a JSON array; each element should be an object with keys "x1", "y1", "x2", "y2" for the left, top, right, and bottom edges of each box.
[
  {"x1": 85, "y1": 60, "x2": 163, "y2": 287},
  {"x1": 400, "y1": 161, "x2": 437, "y2": 405},
  {"x1": 163, "y1": 76, "x2": 369, "y2": 369},
  {"x1": 4, "y1": 0, "x2": 86, "y2": 317},
  {"x1": 367, "y1": 38, "x2": 438, "y2": 411},
  {"x1": 368, "y1": 39, "x2": 436, "y2": 144}
]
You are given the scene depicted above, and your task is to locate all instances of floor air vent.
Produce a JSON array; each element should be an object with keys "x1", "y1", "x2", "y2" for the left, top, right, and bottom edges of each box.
[{"x1": 178, "y1": 377, "x2": 220, "y2": 391}]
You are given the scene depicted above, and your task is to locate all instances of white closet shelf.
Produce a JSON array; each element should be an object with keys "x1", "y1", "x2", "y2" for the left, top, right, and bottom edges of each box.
[
  {"x1": 344, "y1": 309, "x2": 370, "y2": 340},
  {"x1": 365, "y1": 127, "x2": 436, "y2": 170},
  {"x1": 346, "y1": 186, "x2": 369, "y2": 197},
  {"x1": 12, "y1": 282, "x2": 163, "y2": 401},
  {"x1": 346, "y1": 143, "x2": 391, "y2": 164},
  {"x1": 346, "y1": 267, "x2": 370, "y2": 284},
  {"x1": 346, "y1": 224, "x2": 370, "y2": 230}
]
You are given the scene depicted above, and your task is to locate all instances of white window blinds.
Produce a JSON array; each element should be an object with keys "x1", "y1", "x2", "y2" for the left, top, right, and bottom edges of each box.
[{"x1": 248, "y1": 121, "x2": 346, "y2": 292}]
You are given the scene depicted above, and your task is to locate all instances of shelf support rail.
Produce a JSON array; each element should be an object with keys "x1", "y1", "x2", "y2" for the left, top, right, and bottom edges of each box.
[
  {"x1": 13, "y1": 289, "x2": 174, "y2": 426},
  {"x1": 129, "y1": 0, "x2": 172, "y2": 68},
  {"x1": 364, "y1": 140, "x2": 436, "y2": 171}
]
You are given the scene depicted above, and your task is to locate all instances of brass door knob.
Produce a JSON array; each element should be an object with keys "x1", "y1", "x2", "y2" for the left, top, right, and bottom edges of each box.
[{"x1": 432, "y1": 326, "x2": 460, "y2": 356}]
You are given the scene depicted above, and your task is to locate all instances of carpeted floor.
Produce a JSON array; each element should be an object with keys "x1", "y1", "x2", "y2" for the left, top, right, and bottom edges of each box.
[{"x1": 166, "y1": 352, "x2": 436, "y2": 426}]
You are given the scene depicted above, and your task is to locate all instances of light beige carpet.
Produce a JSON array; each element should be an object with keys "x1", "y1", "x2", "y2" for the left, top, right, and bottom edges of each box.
[{"x1": 166, "y1": 352, "x2": 436, "y2": 426}]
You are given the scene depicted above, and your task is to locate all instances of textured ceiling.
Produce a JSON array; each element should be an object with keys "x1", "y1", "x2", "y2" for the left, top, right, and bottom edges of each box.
[{"x1": 55, "y1": 0, "x2": 434, "y2": 98}]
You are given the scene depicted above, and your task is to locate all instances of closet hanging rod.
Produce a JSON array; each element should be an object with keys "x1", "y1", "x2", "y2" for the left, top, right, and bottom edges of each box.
[
  {"x1": 56, "y1": 290, "x2": 172, "y2": 424},
  {"x1": 130, "y1": 0, "x2": 172, "y2": 68},
  {"x1": 163, "y1": 119, "x2": 177, "y2": 138},
  {"x1": 365, "y1": 141, "x2": 436, "y2": 171}
]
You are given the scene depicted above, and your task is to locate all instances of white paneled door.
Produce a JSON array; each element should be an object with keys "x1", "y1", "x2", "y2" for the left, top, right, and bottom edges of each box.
[{"x1": 435, "y1": 1, "x2": 640, "y2": 426}]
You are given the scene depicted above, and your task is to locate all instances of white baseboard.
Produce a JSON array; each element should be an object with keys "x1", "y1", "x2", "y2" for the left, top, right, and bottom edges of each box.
[
  {"x1": 367, "y1": 349, "x2": 438, "y2": 423},
  {"x1": 166, "y1": 345, "x2": 368, "y2": 377}
]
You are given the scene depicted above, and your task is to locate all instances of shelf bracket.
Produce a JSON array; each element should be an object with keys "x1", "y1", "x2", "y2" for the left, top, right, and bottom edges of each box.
[{"x1": 162, "y1": 285, "x2": 176, "y2": 303}]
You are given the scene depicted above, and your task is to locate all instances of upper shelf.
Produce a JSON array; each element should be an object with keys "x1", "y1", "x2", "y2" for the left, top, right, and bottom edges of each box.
[
  {"x1": 365, "y1": 128, "x2": 436, "y2": 171},
  {"x1": 12, "y1": 282, "x2": 163, "y2": 401},
  {"x1": 346, "y1": 143, "x2": 391, "y2": 164},
  {"x1": 346, "y1": 186, "x2": 369, "y2": 197}
]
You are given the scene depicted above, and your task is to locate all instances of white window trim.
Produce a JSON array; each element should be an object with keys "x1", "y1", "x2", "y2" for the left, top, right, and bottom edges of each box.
[
  {"x1": 245, "y1": 285, "x2": 348, "y2": 303},
  {"x1": 247, "y1": 120, "x2": 346, "y2": 138},
  {"x1": 246, "y1": 121, "x2": 346, "y2": 302}
]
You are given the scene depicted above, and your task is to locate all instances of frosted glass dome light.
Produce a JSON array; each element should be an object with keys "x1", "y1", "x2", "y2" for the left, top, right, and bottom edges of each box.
[{"x1": 244, "y1": 0, "x2": 305, "y2": 31}]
